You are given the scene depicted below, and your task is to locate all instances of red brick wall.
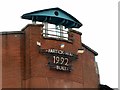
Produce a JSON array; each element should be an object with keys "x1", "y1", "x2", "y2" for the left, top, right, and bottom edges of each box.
[
  {"x1": 2, "y1": 34, "x2": 24, "y2": 88},
  {"x1": 1, "y1": 24, "x2": 99, "y2": 88},
  {"x1": 82, "y1": 48, "x2": 99, "y2": 88}
]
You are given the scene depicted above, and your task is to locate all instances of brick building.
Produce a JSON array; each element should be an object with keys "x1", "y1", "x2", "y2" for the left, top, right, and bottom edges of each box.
[{"x1": 0, "y1": 8, "x2": 99, "y2": 88}]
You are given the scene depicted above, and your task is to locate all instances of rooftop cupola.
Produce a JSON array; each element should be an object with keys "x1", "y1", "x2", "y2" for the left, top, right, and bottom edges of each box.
[
  {"x1": 21, "y1": 7, "x2": 82, "y2": 28},
  {"x1": 21, "y1": 7, "x2": 82, "y2": 40}
]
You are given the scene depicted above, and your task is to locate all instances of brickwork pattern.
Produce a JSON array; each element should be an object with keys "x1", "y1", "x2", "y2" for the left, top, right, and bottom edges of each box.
[{"x1": 1, "y1": 24, "x2": 99, "y2": 88}]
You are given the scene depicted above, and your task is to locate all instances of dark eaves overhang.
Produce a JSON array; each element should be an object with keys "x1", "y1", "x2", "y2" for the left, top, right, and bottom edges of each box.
[
  {"x1": 0, "y1": 31, "x2": 24, "y2": 35},
  {"x1": 82, "y1": 43, "x2": 98, "y2": 56}
]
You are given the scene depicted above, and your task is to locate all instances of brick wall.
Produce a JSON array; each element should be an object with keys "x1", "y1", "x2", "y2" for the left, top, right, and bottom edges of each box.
[
  {"x1": 2, "y1": 33, "x2": 24, "y2": 88},
  {"x1": 82, "y1": 48, "x2": 99, "y2": 88},
  {"x1": 1, "y1": 24, "x2": 99, "y2": 88}
]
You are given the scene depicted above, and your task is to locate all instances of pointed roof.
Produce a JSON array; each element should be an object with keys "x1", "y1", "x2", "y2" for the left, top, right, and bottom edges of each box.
[{"x1": 21, "y1": 7, "x2": 82, "y2": 28}]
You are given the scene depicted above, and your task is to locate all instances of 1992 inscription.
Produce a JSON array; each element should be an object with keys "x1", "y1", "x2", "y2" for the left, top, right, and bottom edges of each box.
[{"x1": 53, "y1": 56, "x2": 69, "y2": 66}]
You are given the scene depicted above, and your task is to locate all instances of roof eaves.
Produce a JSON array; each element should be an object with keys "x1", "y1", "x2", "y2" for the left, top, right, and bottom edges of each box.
[
  {"x1": 82, "y1": 43, "x2": 98, "y2": 56},
  {"x1": 0, "y1": 31, "x2": 24, "y2": 35},
  {"x1": 21, "y1": 7, "x2": 82, "y2": 28}
]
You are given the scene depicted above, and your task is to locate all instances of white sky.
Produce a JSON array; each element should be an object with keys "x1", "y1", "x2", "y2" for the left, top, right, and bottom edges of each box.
[{"x1": 0, "y1": 0, "x2": 118, "y2": 88}]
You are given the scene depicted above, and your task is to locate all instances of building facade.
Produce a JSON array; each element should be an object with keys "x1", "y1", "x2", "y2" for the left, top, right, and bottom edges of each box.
[{"x1": 0, "y1": 8, "x2": 99, "y2": 88}]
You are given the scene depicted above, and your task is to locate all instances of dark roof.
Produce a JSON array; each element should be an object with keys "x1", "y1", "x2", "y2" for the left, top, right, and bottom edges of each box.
[
  {"x1": 0, "y1": 31, "x2": 24, "y2": 35},
  {"x1": 82, "y1": 43, "x2": 98, "y2": 56},
  {"x1": 21, "y1": 7, "x2": 82, "y2": 28},
  {"x1": 100, "y1": 84, "x2": 113, "y2": 90},
  {"x1": 69, "y1": 29, "x2": 82, "y2": 35}
]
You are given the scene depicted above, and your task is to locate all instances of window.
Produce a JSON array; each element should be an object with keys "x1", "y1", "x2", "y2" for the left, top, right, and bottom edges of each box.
[{"x1": 42, "y1": 23, "x2": 68, "y2": 40}]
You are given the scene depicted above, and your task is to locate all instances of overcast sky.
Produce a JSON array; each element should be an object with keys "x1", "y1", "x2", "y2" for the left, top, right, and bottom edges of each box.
[{"x1": 0, "y1": 0, "x2": 118, "y2": 88}]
